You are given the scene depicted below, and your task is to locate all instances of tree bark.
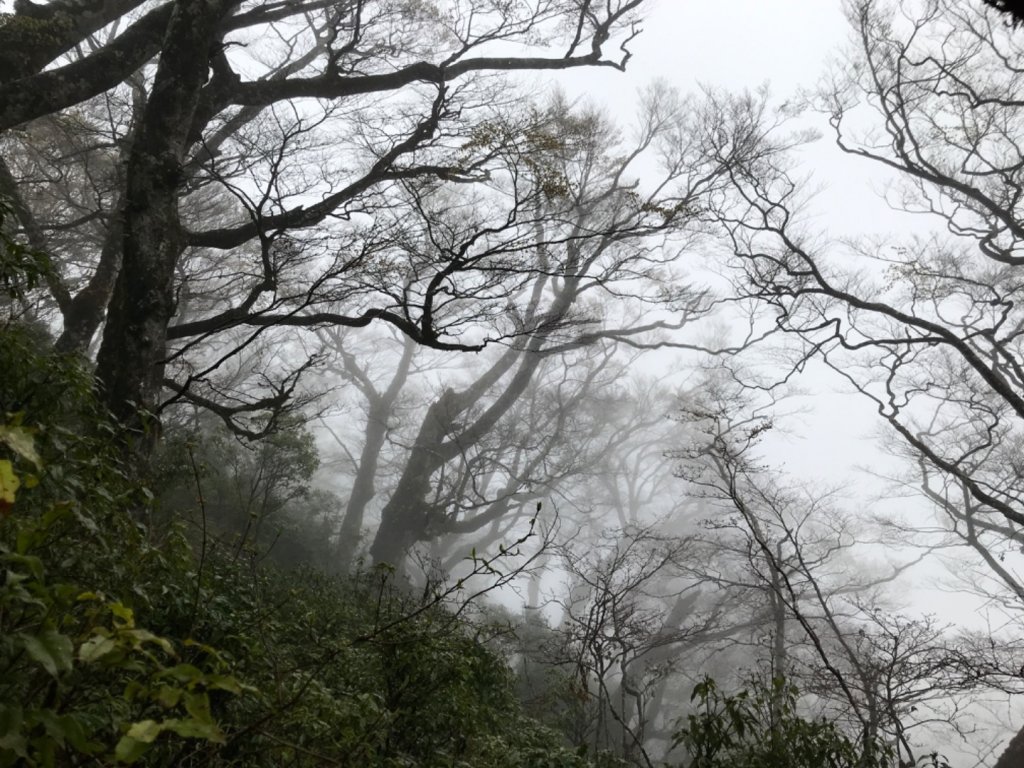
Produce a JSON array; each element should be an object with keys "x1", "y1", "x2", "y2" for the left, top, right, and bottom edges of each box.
[
  {"x1": 0, "y1": 5, "x2": 172, "y2": 131},
  {"x1": 995, "y1": 723, "x2": 1024, "y2": 768},
  {"x1": 335, "y1": 337, "x2": 415, "y2": 572},
  {"x1": 95, "y1": 0, "x2": 236, "y2": 432},
  {"x1": 0, "y1": 0, "x2": 151, "y2": 85},
  {"x1": 54, "y1": 207, "x2": 124, "y2": 355}
]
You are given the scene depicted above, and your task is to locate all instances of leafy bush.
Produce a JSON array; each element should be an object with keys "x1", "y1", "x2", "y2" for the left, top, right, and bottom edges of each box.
[
  {"x1": 151, "y1": 416, "x2": 338, "y2": 569},
  {"x1": 0, "y1": 199, "x2": 51, "y2": 302},
  {"x1": 0, "y1": 322, "x2": 245, "y2": 766},
  {"x1": 673, "y1": 676, "x2": 895, "y2": 768},
  {"x1": 0, "y1": 319, "x2": 607, "y2": 767},
  {"x1": 190, "y1": 560, "x2": 604, "y2": 767}
]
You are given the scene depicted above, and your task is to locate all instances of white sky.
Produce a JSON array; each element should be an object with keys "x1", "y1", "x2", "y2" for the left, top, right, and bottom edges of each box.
[
  {"x1": 553, "y1": 4, "x2": 1022, "y2": 760},
  {"x1": 577, "y1": 0, "x2": 848, "y2": 93},
  {"x1": 552, "y1": 0, "x2": 884, "y2": 485}
]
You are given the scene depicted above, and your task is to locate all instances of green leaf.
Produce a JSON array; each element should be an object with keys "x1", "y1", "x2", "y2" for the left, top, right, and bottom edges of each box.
[
  {"x1": 125, "y1": 720, "x2": 162, "y2": 744},
  {"x1": 163, "y1": 663, "x2": 202, "y2": 685},
  {"x1": 0, "y1": 704, "x2": 26, "y2": 758},
  {"x1": 109, "y1": 602, "x2": 134, "y2": 627},
  {"x1": 0, "y1": 424, "x2": 40, "y2": 467},
  {"x1": 20, "y1": 630, "x2": 73, "y2": 677},
  {"x1": 115, "y1": 720, "x2": 164, "y2": 761},
  {"x1": 114, "y1": 733, "x2": 153, "y2": 764},
  {"x1": 205, "y1": 674, "x2": 243, "y2": 695},
  {"x1": 35, "y1": 711, "x2": 99, "y2": 755},
  {"x1": 155, "y1": 685, "x2": 182, "y2": 709},
  {"x1": 124, "y1": 628, "x2": 173, "y2": 654},
  {"x1": 78, "y1": 633, "x2": 117, "y2": 663},
  {"x1": 5, "y1": 553, "x2": 43, "y2": 580},
  {"x1": 123, "y1": 680, "x2": 146, "y2": 704},
  {"x1": 162, "y1": 718, "x2": 224, "y2": 742},
  {"x1": 183, "y1": 692, "x2": 212, "y2": 723},
  {"x1": 0, "y1": 460, "x2": 20, "y2": 510}
]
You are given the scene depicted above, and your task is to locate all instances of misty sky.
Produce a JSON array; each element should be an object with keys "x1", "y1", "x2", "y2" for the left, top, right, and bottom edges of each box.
[
  {"x1": 580, "y1": 6, "x2": 1022, "y2": 758},
  {"x1": 551, "y1": 2, "x2": 881, "y2": 485}
]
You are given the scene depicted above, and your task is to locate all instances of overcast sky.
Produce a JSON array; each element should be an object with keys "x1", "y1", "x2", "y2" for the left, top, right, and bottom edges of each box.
[
  {"x1": 579, "y1": 0, "x2": 848, "y2": 93},
  {"x1": 551, "y1": 0, "x2": 884, "y2": 479},
  {"x1": 588, "y1": 6, "x2": 1022, "y2": 758}
]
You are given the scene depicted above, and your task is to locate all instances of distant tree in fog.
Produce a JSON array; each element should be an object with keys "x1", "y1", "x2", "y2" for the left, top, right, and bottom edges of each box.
[
  {"x1": 688, "y1": 6, "x2": 1024, "y2": 758},
  {"x1": 309, "y1": 88, "x2": 758, "y2": 570}
]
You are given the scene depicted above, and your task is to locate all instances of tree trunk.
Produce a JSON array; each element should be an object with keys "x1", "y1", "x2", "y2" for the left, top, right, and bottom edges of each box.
[
  {"x1": 335, "y1": 399, "x2": 392, "y2": 570},
  {"x1": 55, "y1": 212, "x2": 124, "y2": 355},
  {"x1": 335, "y1": 338, "x2": 415, "y2": 572},
  {"x1": 96, "y1": 0, "x2": 235, "y2": 438},
  {"x1": 368, "y1": 390, "x2": 459, "y2": 567},
  {"x1": 57, "y1": 81, "x2": 143, "y2": 355},
  {"x1": 995, "y1": 722, "x2": 1024, "y2": 768},
  {"x1": 369, "y1": 342, "x2": 548, "y2": 567}
]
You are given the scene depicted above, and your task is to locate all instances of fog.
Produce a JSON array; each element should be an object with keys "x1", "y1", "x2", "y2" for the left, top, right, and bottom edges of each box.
[{"x1": 3, "y1": 0, "x2": 1023, "y2": 765}]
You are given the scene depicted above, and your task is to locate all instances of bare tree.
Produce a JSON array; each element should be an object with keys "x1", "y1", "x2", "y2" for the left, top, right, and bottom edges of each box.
[
  {"x1": 347, "y1": 88, "x2": 748, "y2": 568},
  {"x1": 674, "y1": 363, "x2": 984, "y2": 766},
  {"x1": 545, "y1": 525, "x2": 711, "y2": 766},
  {"x1": 316, "y1": 328, "x2": 419, "y2": 572},
  {"x1": 683, "y1": 3, "x2": 1024, "y2": 752},
  {"x1": 582, "y1": 376, "x2": 682, "y2": 529},
  {"x1": 705, "y1": 0, "x2": 1024, "y2": 557},
  {"x1": 1, "y1": 0, "x2": 651, "y2": 442}
]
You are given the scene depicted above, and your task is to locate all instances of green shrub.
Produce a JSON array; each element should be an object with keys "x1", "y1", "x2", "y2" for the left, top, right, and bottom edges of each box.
[
  {"x1": 0, "y1": 321, "x2": 608, "y2": 767},
  {"x1": 0, "y1": 324, "x2": 244, "y2": 766},
  {"x1": 0, "y1": 199, "x2": 51, "y2": 303},
  {"x1": 673, "y1": 676, "x2": 895, "y2": 768}
]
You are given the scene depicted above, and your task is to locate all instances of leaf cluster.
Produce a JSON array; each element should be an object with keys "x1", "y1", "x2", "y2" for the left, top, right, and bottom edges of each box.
[
  {"x1": 0, "y1": 319, "x2": 610, "y2": 767},
  {"x1": 0, "y1": 201, "x2": 51, "y2": 303},
  {"x1": 0, "y1": 322, "x2": 243, "y2": 766},
  {"x1": 673, "y1": 676, "x2": 915, "y2": 768}
]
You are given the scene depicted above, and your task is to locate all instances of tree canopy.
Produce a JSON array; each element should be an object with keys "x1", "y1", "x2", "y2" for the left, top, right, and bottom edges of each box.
[{"x1": 0, "y1": 0, "x2": 647, "y2": 437}]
